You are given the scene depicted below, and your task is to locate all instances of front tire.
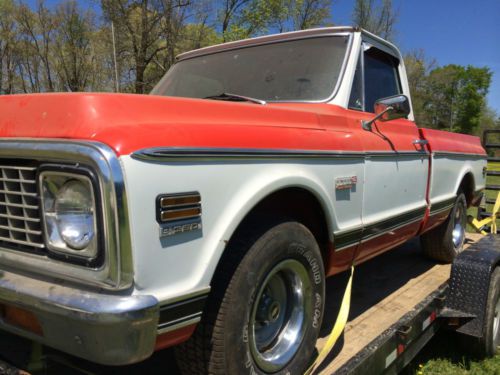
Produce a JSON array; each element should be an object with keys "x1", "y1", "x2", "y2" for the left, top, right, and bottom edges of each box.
[
  {"x1": 175, "y1": 220, "x2": 325, "y2": 375},
  {"x1": 421, "y1": 193, "x2": 467, "y2": 263}
]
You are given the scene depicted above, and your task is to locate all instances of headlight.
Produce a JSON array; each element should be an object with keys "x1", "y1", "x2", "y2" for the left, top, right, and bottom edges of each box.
[{"x1": 40, "y1": 171, "x2": 98, "y2": 261}]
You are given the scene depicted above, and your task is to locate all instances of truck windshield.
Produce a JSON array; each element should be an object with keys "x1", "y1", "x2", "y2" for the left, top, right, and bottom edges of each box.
[{"x1": 151, "y1": 36, "x2": 349, "y2": 102}]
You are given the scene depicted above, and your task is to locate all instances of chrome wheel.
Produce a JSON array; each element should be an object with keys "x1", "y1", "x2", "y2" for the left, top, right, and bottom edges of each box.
[
  {"x1": 452, "y1": 200, "x2": 466, "y2": 251},
  {"x1": 249, "y1": 259, "x2": 312, "y2": 372}
]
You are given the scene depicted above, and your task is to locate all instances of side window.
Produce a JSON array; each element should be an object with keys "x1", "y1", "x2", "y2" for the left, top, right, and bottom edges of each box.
[
  {"x1": 348, "y1": 52, "x2": 363, "y2": 110},
  {"x1": 363, "y1": 47, "x2": 401, "y2": 113}
]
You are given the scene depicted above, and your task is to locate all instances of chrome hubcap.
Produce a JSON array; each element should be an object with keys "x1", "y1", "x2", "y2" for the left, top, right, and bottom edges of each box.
[
  {"x1": 493, "y1": 297, "x2": 500, "y2": 348},
  {"x1": 249, "y1": 259, "x2": 311, "y2": 372},
  {"x1": 452, "y1": 202, "x2": 466, "y2": 251}
]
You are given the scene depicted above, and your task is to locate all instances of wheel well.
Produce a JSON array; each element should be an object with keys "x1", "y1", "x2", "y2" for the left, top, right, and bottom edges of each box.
[
  {"x1": 458, "y1": 173, "x2": 475, "y2": 206},
  {"x1": 229, "y1": 187, "x2": 330, "y2": 262}
]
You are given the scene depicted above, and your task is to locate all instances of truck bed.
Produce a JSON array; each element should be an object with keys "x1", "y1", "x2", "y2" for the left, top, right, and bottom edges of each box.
[{"x1": 0, "y1": 234, "x2": 483, "y2": 374}]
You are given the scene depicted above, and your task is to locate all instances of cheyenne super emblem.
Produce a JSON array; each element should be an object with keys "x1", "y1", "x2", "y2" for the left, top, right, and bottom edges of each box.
[{"x1": 335, "y1": 176, "x2": 358, "y2": 190}]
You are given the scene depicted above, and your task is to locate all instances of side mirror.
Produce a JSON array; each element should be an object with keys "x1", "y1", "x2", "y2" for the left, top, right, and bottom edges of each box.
[{"x1": 362, "y1": 95, "x2": 411, "y2": 131}]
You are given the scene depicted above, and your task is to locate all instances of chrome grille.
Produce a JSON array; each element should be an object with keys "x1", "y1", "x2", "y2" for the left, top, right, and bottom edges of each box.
[{"x1": 0, "y1": 164, "x2": 44, "y2": 251}]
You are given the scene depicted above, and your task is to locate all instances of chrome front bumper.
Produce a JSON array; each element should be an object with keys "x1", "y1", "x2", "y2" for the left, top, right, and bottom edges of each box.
[{"x1": 0, "y1": 269, "x2": 159, "y2": 365}]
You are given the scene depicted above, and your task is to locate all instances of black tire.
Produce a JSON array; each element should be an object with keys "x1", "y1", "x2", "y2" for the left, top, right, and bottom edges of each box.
[
  {"x1": 459, "y1": 267, "x2": 500, "y2": 358},
  {"x1": 421, "y1": 193, "x2": 467, "y2": 263},
  {"x1": 478, "y1": 267, "x2": 500, "y2": 357},
  {"x1": 175, "y1": 220, "x2": 325, "y2": 375}
]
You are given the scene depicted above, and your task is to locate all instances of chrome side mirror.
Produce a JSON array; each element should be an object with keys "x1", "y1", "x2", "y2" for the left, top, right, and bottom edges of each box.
[{"x1": 362, "y1": 95, "x2": 411, "y2": 131}]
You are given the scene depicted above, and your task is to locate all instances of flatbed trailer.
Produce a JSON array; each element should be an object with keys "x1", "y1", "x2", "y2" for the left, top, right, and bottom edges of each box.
[{"x1": 0, "y1": 233, "x2": 498, "y2": 375}]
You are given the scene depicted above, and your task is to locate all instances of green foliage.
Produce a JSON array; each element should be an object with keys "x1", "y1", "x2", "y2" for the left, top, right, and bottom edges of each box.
[
  {"x1": 417, "y1": 355, "x2": 500, "y2": 375},
  {"x1": 405, "y1": 51, "x2": 493, "y2": 134}
]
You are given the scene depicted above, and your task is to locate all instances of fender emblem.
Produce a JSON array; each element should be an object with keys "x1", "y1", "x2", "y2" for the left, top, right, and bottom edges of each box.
[
  {"x1": 159, "y1": 217, "x2": 202, "y2": 237},
  {"x1": 335, "y1": 176, "x2": 357, "y2": 190}
]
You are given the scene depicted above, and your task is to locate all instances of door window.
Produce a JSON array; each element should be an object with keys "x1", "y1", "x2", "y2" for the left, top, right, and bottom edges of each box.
[
  {"x1": 364, "y1": 47, "x2": 401, "y2": 113},
  {"x1": 348, "y1": 45, "x2": 402, "y2": 113}
]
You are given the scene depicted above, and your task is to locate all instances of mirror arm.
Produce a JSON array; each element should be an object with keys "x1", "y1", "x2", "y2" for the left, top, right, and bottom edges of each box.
[{"x1": 361, "y1": 106, "x2": 394, "y2": 131}]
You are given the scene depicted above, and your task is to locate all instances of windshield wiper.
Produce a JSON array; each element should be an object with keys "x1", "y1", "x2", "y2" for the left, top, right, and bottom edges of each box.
[{"x1": 203, "y1": 92, "x2": 266, "y2": 105}]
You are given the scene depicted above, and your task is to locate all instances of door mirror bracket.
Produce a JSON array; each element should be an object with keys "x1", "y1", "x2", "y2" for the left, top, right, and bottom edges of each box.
[{"x1": 361, "y1": 94, "x2": 411, "y2": 131}]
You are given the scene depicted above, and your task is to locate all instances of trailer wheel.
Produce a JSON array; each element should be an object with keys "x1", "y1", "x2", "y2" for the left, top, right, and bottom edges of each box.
[
  {"x1": 175, "y1": 220, "x2": 325, "y2": 375},
  {"x1": 421, "y1": 193, "x2": 467, "y2": 263},
  {"x1": 469, "y1": 266, "x2": 500, "y2": 357}
]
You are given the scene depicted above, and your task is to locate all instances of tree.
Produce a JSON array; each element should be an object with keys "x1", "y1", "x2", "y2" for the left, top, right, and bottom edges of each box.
[
  {"x1": 352, "y1": 0, "x2": 397, "y2": 40},
  {"x1": 424, "y1": 65, "x2": 492, "y2": 134},
  {"x1": 220, "y1": 0, "x2": 332, "y2": 41},
  {"x1": 101, "y1": 0, "x2": 193, "y2": 93},
  {"x1": 404, "y1": 49, "x2": 436, "y2": 125},
  {"x1": 0, "y1": 0, "x2": 18, "y2": 94},
  {"x1": 53, "y1": 1, "x2": 97, "y2": 91},
  {"x1": 16, "y1": 1, "x2": 57, "y2": 91},
  {"x1": 293, "y1": 0, "x2": 331, "y2": 30}
]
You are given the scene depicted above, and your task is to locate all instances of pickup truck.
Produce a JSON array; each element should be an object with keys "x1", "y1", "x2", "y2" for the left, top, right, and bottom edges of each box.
[{"x1": 0, "y1": 27, "x2": 487, "y2": 375}]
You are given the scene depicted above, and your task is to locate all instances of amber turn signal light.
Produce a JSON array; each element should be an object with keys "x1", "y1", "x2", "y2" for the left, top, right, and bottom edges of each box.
[{"x1": 0, "y1": 303, "x2": 43, "y2": 336}]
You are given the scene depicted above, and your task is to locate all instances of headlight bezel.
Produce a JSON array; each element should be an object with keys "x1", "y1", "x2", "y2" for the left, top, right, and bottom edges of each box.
[{"x1": 38, "y1": 164, "x2": 104, "y2": 267}]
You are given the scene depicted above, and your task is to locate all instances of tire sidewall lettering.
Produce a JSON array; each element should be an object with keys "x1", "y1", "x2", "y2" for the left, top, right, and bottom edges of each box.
[{"x1": 287, "y1": 243, "x2": 323, "y2": 285}]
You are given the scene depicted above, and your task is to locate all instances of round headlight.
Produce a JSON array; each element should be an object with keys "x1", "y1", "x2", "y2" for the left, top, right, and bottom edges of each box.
[{"x1": 55, "y1": 180, "x2": 95, "y2": 250}]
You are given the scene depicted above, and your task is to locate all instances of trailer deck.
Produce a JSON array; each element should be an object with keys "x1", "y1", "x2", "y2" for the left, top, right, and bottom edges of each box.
[
  {"x1": 0, "y1": 234, "x2": 485, "y2": 374},
  {"x1": 316, "y1": 233, "x2": 483, "y2": 374}
]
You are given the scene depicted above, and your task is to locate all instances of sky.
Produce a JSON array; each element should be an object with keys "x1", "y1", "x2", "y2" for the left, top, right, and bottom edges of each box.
[
  {"x1": 332, "y1": 0, "x2": 500, "y2": 114},
  {"x1": 25, "y1": 0, "x2": 500, "y2": 114}
]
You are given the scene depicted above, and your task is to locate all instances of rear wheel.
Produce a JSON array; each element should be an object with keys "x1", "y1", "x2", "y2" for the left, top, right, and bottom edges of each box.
[
  {"x1": 421, "y1": 193, "x2": 467, "y2": 263},
  {"x1": 175, "y1": 220, "x2": 325, "y2": 375}
]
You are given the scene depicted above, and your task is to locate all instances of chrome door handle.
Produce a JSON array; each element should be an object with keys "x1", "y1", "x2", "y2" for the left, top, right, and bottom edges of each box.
[{"x1": 413, "y1": 139, "x2": 428, "y2": 146}]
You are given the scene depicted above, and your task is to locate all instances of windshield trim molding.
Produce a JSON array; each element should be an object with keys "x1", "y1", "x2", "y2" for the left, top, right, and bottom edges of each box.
[{"x1": 176, "y1": 27, "x2": 357, "y2": 61}]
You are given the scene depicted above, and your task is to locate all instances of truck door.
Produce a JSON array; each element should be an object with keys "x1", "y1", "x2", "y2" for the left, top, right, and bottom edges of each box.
[{"x1": 347, "y1": 42, "x2": 429, "y2": 262}]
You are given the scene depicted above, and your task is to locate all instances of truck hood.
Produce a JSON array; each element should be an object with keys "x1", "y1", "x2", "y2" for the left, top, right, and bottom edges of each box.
[{"x1": 0, "y1": 93, "x2": 335, "y2": 156}]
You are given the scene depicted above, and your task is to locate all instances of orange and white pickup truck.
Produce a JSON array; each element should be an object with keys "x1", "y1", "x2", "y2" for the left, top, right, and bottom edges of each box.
[{"x1": 0, "y1": 27, "x2": 487, "y2": 374}]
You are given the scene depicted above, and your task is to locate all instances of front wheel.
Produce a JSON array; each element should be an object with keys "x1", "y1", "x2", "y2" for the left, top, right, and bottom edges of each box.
[
  {"x1": 421, "y1": 193, "x2": 467, "y2": 263},
  {"x1": 175, "y1": 221, "x2": 325, "y2": 375}
]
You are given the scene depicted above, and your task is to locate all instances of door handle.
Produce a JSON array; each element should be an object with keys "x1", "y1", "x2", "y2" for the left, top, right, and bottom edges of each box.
[{"x1": 413, "y1": 139, "x2": 428, "y2": 146}]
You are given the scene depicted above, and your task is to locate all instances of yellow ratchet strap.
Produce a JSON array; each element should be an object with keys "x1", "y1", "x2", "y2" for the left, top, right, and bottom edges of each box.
[
  {"x1": 304, "y1": 266, "x2": 354, "y2": 375},
  {"x1": 470, "y1": 192, "x2": 500, "y2": 234}
]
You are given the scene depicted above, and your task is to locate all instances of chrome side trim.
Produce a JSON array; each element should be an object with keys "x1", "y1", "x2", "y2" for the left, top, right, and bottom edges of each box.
[
  {"x1": 433, "y1": 152, "x2": 487, "y2": 159},
  {"x1": 0, "y1": 140, "x2": 132, "y2": 290},
  {"x1": 157, "y1": 315, "x2": 201, "y2": 335},
  {"x1": 132, "y1": 147, "x2": 428, "y2": 162},
  {"x1": 157, "y1": 290, "x2": 209, "y2": 334},
  {"x1": 333, "y1": 205, "x2": 427, "y2": 251},
  {"x1": 158, "y1": 287, "x2": 211, "y2": 306}
]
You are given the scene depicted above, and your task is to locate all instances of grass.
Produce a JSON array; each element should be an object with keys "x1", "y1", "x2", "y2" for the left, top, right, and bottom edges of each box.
[
  {"x1": 405, "y1": 331, "x2": 500, "y2": 375},
  {"x1": 406, "y1": 159, "x2": 500, "y2": 374},
  {"x1": 418, "y1": 357, "x2": 500, "y2": 375}
]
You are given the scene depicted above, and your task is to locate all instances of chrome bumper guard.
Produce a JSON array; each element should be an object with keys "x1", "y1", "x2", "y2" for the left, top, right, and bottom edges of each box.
[{"x1": 0, "y1": 270, "x2": 159, "y2": 366}]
